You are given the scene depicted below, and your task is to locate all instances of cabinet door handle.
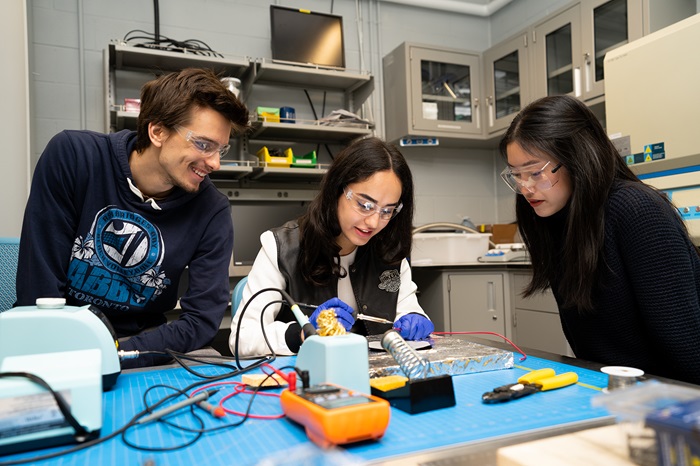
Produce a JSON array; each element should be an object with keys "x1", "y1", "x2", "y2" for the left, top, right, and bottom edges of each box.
[
  {"x1": 583, "y1": 52, "x2": 591, "y2": 93},
  {"x1": 487, "y1": 95, "x2": 494, "y2": 128},
  {"x1": 487, "y1": 280, "x2": 495, "y2": 312},
  {"x1": 474, "y1": 97, "x2": 480, "y2": 129},
  {"x1": 573, "y1": 66, "x2": 582, "y2": 98}
]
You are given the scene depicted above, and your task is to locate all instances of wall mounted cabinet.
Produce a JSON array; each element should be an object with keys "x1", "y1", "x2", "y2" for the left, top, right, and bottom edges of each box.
[
  {"x1": 483, "y1": 33, "x2": 531, "y2": 135},
  {"x1": 383, "y1": 43, "x2": 482, "y2": 145},
  {"x1": 530, "y1": 0, "x2": 642, "y2": 103},
  {"x1": 531, "y1": 0, "x2": 691, "y2": 104},
  {"x1": 532, "y1": 4, "x2": 583, "y2": 101},
  {"x1": 580, "y1": 0, "x2": 643, "y2": 102},
  {"x1": 382, "y1": 1, "x2": 694, "y2": 145}
]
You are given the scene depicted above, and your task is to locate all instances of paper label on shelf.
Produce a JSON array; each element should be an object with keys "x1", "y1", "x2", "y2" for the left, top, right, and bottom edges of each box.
[
  {"x1": 611, "y1": 135, "x2": 630, "y2": 157},
  {"x1": 399, "y1": 138, "x2": 439, "y2": 146}
]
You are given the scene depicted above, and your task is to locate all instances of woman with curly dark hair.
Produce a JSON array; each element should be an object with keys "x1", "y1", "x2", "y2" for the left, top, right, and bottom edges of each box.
[
  {"x1": 230, "y1": 137, "x2": 432, "y2": 357},
  {"x1": 500, "y1": 95, "x2": 700, "y2": 384}
]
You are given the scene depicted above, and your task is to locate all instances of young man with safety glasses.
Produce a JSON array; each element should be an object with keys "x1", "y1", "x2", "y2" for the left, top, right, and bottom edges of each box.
[{"x1": 17, "y1": 68, "x2": 250, "y2": 368}]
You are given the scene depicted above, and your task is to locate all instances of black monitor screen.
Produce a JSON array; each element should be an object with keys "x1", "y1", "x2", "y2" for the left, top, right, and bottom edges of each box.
[
  {"x1": 231, "y1": 202, "x2": 310, "y2": 266},
  {"x1": 270, "y1": 6, "x2": 345, "y2": 69}
]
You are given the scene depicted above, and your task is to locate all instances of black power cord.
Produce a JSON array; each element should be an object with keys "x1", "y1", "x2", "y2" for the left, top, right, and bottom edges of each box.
[
  {"x1": 0, "y1": 285, "x2": 306, "y2": 462},
  {"x1": 0, "y1": 372, "x2": 92, "y2": 442}
]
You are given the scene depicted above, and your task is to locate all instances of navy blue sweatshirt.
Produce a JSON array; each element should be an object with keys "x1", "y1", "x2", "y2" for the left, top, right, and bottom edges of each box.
[
  {"x1": 552, "y1": 181, "x2": 700, "y2": 384},
  {"x1": 17, "y1": 130, "x2": 233, "y2": 368}
]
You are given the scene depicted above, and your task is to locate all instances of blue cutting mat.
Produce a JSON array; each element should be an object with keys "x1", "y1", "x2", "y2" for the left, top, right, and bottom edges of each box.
[{"x1": 2, "y1": 356, "x2": 612, "y2": 466}]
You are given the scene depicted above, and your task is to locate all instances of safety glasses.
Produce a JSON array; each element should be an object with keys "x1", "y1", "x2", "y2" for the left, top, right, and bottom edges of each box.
[
  {"x1": 344, "y1": 188, "x2": 403, "y2": 221},
  {"x1": 174, "y1": 125, "x2": 230, "y2": 159},
  {"x1": 500, "y1": 161, "x2": 563, "y2": 194}
]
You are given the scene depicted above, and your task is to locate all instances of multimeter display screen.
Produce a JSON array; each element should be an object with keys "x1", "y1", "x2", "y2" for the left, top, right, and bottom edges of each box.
[
  {"x1": 301, "y1": 385, "x2": 376, "y2": 410},
  {"x1": 319, "y1": 396, "x2": 374, "y2": 410}
]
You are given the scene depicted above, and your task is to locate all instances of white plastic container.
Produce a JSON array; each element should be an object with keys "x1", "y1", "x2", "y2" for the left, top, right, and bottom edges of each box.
[{"x1": 411, "y1": 233, "x2": 491, "y2": 265}]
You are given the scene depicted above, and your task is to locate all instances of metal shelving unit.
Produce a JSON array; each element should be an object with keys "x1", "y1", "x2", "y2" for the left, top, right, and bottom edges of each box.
[
  {"x1": 104, "y1": 43, "x2": 374, "y2": 187},
  {"x1": 105, "y1": 43, "x2": 250, "y2": 134}
]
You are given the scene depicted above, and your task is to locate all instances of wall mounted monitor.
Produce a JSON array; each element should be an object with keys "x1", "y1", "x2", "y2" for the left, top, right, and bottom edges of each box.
[{"x1": 270, "y1": 5, "x2": 345, "y2": 70}]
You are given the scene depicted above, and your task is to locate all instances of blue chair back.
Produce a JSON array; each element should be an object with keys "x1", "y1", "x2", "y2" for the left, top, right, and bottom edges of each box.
[
  {"x1": 231, "y1": 276, "x2": 248, "y2": 318},
  {"x1": 0, "y1": 238, "x2": 20, "y2": 312}
]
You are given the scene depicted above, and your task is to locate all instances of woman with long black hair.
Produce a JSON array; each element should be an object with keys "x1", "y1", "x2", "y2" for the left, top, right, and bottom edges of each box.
[
  {"x1": 230, "y1": 137, "x2": 432, "y2": 357},
  {"x1": 500, "y1": 95, "x2": 700, "y2": 384}
]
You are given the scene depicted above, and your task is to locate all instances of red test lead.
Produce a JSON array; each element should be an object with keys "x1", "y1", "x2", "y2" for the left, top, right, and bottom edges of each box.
[{"x1": 197, "y1": 399, "x2": 226, "y2": 418}]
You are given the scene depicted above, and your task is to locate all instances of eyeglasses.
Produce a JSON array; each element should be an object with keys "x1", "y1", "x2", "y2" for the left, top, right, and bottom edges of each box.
[
  {"x1": 174, "y1": 125, "x2": 230, "y2": 159},
  {"x1": 500, "y1": 161, "x2": 563, "y2": 194},
  {"x1": 344, "y1": 188, "x2": 403, "y2": 221}
]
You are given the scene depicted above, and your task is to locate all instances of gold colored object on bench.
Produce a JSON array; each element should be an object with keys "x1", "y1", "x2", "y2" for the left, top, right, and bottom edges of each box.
[{"x1": 316, "y1": 309, "x2": 346, "y2": 336}]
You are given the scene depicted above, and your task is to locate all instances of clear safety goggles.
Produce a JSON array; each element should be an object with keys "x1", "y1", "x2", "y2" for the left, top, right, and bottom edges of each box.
[
  {"x1": 500, "y1": 161, "x2": 563, "y2": 194},
  {"x1": 174, "y1": 125, "x2": 231, "y2": 159},
  {"x1": 344, "y1": 188, "x2": 403, "y2": 221}
]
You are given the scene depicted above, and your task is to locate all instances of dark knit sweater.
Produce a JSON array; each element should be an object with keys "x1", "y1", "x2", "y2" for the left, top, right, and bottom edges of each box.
[{"x1": 550, "y1": 181, "x2": 700, "y2": 384}]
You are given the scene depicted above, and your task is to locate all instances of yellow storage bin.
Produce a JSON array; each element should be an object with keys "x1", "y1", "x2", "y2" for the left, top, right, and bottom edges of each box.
[
  {"x1": 257, "y1": 146, "x2": 292, "y2": 167},
  {"x1": 256, "y1": 106, "x2": 280, "y2": 123}
]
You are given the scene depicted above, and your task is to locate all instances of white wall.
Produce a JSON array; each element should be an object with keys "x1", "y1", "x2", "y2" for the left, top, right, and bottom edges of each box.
[
  {"x1": 1, "y1": 0, "x2": 30, "y2": 237},
  {"x1": 489, "y1": 0, "x2": 570, "y2": 44}
]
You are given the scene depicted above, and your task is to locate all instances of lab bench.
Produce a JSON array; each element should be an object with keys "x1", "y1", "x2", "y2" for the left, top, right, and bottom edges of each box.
[
  {"x1": 412, "y1": 263, "x2": 574, "y2": 357},
  {"x1": 0, "y1": 337, "x2": 622, "y2": 466}
]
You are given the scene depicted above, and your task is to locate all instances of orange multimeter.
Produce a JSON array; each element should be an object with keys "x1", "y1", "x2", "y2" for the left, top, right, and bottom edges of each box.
[{"x1": 280, "y1": 383, "x2": 391, "y2": 448}]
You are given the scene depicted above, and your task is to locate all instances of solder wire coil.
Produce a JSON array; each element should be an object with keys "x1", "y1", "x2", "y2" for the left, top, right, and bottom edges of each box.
[
  {"x1": 380, "y1": 330, "x2": 430, "y2": 380},
  {"x1": 601, "y1": 366, "x2": 644, "y2": 392}
]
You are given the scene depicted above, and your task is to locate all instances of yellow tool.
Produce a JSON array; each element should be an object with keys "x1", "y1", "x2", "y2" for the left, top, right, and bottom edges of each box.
[{"x1": 482, "y1": 368, "x2": 578, "y2": 403}]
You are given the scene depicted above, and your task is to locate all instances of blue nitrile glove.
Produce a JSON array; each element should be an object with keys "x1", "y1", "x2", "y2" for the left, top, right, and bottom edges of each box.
[
  {"x1": 394, "y1": 313, "x2": 434, "y2": 340},
  {"x1": 309, "y1": 298, "x2": 355, "y2": 331}
]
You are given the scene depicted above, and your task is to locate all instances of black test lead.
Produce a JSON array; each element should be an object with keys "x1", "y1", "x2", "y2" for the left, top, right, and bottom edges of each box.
[{"x1": 137, "y1": 388, "x2": 220, "y2": 425}]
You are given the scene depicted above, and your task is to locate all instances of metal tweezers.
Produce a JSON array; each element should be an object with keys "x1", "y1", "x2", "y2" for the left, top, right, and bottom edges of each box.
[
  {"x1": 296, "y1": 302, "x2": 394, "y2": 325},
  {"x1": 356, "y1": 314, "x2": 394, "y2": 325}
]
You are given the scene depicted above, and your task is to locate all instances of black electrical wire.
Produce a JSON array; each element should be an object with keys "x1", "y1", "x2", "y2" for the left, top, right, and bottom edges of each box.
[
  {"x1": 324, "y1": 0, "x2": 335, "y2": 160},
  {"x1": 304, "y1": 90, "x2": 334, "y2": 161},
  {"x1": 153, "y1": 0, "x2": 160, "y2": 45},
  {"x1": 118, "y1": 287, "x2": 296, "y2": 451},
  {"x1": 0, "y1": 372, "x2": 90, "y2": 442},
  {"x1": 0, "y1": 288, "x2": 295, "y2": 466},
  {"x1": 122, "y1": 30, "x2": 223, "y2": 58},
  {"x1": 232, "y1": 287, "x2": 296, "y2": 369},
  {"x1": 0, "y1": 397, "x2": 145, "y2": 466}
]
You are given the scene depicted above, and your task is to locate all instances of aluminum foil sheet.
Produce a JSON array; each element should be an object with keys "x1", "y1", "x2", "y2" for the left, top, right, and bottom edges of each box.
[{"x1": 367, "y1": 335, "x2": 514, "y2": 379}]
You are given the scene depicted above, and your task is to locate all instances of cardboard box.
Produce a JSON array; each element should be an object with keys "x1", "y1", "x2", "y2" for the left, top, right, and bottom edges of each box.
[{"x1": 477, "y1": 223, "x2": 518, "y2": 245}]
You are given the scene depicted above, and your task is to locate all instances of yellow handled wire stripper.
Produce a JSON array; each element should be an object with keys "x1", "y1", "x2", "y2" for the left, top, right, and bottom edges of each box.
[{"x1": 481, "y1": 368, "x2": 579, "y2": 403}]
